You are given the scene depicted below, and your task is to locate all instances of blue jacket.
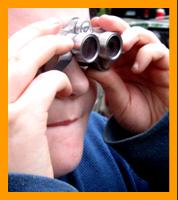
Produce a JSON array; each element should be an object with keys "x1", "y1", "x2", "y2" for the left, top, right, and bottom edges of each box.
[{"x1": 9, "y1": 112, "x2": 169, "y2": 192}]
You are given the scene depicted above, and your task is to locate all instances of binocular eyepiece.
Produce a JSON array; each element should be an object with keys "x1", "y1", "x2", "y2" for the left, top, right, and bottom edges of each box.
[{"x1": 45, "y1": 18, "x2": 122, "y2": 71}]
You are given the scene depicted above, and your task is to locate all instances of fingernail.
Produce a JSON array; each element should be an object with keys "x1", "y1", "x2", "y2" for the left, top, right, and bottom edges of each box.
[
  {"x1": 91, "y1": 16, "x2": 99, "y2": 20},
  {"x1": 132, "y1": 62, "x2": 139, "y2": 72}
]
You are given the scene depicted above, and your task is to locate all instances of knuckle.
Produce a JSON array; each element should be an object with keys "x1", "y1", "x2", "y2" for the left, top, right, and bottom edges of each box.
[
  {"x1": 29, "y1": 23, "x2": 44, "y2": 35},
  {"x1": 140, "y1": 27, "x2": 160, "y2": 42},
  {"x1": 152, "y1": 43, "x2": 169, "y2": 54},
  {"x1": 8, "y1": 104, "x2": 20, "y2": 125},
  {"x1": 8, "y1": 52, "x2": 23, "y2": 65},
  {"x1": 131, "y1": 26, "x2": 145, "y2": 32},
  {"x1": 41, "y1": 34, "x2": 57, "y2": 44},
  {"x1": 39, "y1": 70, "x2": 68, "y2": 81},
  {"x1": 54, "y1": 70, "x2": 70, "y2": 84},
  {"x1": 131, "y1": 26, "x2": 157, "y2": 38},
  {"x1": 35, "y1": 35, "x2": 59, "y2": 51},
  {"x1": 8, "y1": 100, "x2": 32, "y2": 133}
]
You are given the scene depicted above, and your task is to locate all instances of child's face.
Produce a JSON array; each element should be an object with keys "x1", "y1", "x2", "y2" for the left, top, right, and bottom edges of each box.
[{"x1": 9, "y1": 8, "x2": 97, "y2": 177}]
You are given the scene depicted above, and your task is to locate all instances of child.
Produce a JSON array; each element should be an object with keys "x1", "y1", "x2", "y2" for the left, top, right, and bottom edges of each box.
[{"x1": 8, "y1": 8, "x2": 169, "y2": 192}]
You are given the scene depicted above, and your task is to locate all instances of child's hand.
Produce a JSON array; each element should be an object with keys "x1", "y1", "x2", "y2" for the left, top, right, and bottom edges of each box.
[
  {"x1": 8, "y1": 18, "x2": 73, "y2": 177},
  {"x1": 88, "y1": 15, "x2": 169, "y2": 133}
]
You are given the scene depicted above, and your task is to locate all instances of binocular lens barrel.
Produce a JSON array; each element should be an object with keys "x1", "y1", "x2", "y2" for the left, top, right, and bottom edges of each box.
[
  {"x1": 107, "y1": 35, "x2": 122, "y2": 60},
  {"x1": 44, "y1": 18, "x2": 123, "y2": 72},
  {"x1": 96, "y1": 32, "x2": 122, "y2": 61},
  {"x1": 72, "y1": 33, "x2": 100, "y2": 63},
  {"x1": 81, "y1": 36, "x2": 99, "y2": 62}
]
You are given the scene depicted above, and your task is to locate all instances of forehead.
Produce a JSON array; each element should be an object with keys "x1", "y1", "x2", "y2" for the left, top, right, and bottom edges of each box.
[{"x1": 8, "y1": 8, "x2": 90, "y2": 36}]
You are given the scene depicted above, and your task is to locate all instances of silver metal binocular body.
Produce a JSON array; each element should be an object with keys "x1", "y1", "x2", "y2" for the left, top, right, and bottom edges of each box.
[{"x1": 45, "y1": 18, "x2": 122, "y2": 71}]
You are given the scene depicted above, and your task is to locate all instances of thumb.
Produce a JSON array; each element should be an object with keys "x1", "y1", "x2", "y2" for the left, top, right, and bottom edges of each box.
[
  {"x1": 86, "y1": 68, "x2": 130, "y2": 114},
  {"x1": 86, "y1": 68, "x2": 126, "y2": 92}
]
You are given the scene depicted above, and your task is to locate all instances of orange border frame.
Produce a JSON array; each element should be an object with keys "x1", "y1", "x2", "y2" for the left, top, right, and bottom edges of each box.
[{"x1": 0, "y1": 0, "x2": 177, "y2": 199}]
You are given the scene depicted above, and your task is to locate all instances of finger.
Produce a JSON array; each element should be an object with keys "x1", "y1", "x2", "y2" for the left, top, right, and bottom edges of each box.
[
  {"x1": 15, "y1": 70, "x2": 72, "y2": 112},
  {"x1": 86, "y1": 68, "x2": 130, "y2": 113},
  {"x1": 121, "y1": 26, "x2": 161, "y2": 52},
  {"x1": 8, "y1": 34, "x2": 74, "y2": 103},
  {"x1": 8, "y1": 18, "x2": 62, "y2": 59},
  {"x1": 91, "y1": 15, "x2": 130, "y2": 33},
  {"x1": 131, "y1": 43, "x2": 169, "y2": 74}
]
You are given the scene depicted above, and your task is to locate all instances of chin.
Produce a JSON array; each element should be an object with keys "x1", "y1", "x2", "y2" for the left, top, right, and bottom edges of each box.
[
  {"x1": 53, "y1": 142, "x2": 84, "y2": 177},
  {"x1": 46, "y1": 113, "x2": 89, "y2": 177}
]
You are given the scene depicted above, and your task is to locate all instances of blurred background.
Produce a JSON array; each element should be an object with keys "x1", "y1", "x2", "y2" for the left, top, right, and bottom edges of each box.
[{"x1": 90, "y1": 8, "x2": 169, "y2": 116}]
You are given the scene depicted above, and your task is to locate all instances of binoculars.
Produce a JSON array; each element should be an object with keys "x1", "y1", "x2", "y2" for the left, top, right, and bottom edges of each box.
[{"x1": 44, "y1": 17, "x2": 122, "y2": 71}]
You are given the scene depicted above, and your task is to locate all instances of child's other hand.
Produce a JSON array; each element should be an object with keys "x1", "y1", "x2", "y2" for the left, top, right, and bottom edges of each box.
[
  {"x1": 8, "y1": 18, "x2": 73, "y2": 177},
  {"x1": 87, "y1": 15, "x2": 169, "y2": 133}
]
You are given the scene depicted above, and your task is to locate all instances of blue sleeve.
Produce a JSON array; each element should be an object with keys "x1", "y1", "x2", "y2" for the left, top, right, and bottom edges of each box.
[
  {"x1": 8, "y1": 173, "x2": 78, "y2": 192},
  {"x1": 104, "y1": 112, "x2": 169, "y2": 191}
]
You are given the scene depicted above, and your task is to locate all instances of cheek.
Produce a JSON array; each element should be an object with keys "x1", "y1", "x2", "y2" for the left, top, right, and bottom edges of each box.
[
  {"x1": 46, "y1": 80, "x2": 97, "y2": 177},
  {"x1": 90, "y1": 80, "x2": 97, "y2": 99},
  {"x1": 47, "y1": 114, "x2": 88, "y2": 177},
  {"x1": 84, "y1": 80, "x2": 97, "y2": 112}
]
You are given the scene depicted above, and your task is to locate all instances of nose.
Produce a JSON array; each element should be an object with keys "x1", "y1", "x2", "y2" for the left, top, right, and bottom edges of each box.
[{"x1": 57, "y1": 59, "x2": 89, "y2": 97}]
